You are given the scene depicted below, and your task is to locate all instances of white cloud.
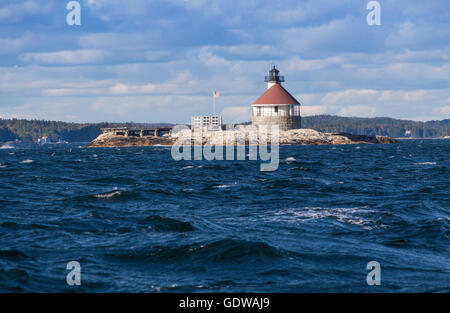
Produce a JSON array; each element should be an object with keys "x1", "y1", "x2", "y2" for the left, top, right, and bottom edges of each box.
[
  {"x1": 432, "y1": 106, "x2": 450, "y2": 118},
  {"x1": 380, "y1": 90, "x2": 428, "y2": 102},
  {"x1": 0, "y1": 33, "x2": 32, "y2": 54},
  {"x1": 386, "y1": 21, "x2": 450, "y2": 50},
  {"x1": 20, "y1": 50, "x2": 107, "y2": 65},
  {"x1": 280, "y1": 18, "x2": 366, "y2": 56},
  {"x1": 320, "y1": 89, "x2": 378, "y2": 106},
  {"x1": 338, "y1": 105, "x2": 376, "y2": 117},
  {"x1": 286, "y1": 55, "x2": 345, "y2": 71},
  {"x1": 201, "y1": 44, "x2": 284, "y2": 61},
  {"x1": 294, "y1": 93, "x2": 321, "y2": 105},
  {"x1": 273, "y1": 1, "x2": 342, "y2": 25},
  {"x1": 0, "y1": 0, "x2": 49, "y2": 22},
  {"x1": 44, "y1": 89, "x2": 80, "y2": 96},
  {"x1": 354, "y1": 63, "x2": 450, "y2": 83},
  {"x1": 110, "y1": 83, "x2": 129, "y2": 94},
  {"x1": 300, "y1": 105, "x2": 328, "y2": 116},
  {"x1": 78, "y1": 32, "x2": 162, "y2": 51},
  {"x1": 197, "y1": 48, "x2": 232, "y2": 68},
  {"x1": 221, "y1": 106, "x2": 251, "y2": 123}
]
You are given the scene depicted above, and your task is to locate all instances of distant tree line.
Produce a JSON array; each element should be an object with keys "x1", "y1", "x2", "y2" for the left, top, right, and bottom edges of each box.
[
  {"x1": 0, "y1": 119, "x2": 174, "y2": 143},
  {"x1": 1, "y1": 115, "x2": 449, "y2": 142},
  {"x1": 301, "y1": 115, "x2": 450, "y2": 138}
]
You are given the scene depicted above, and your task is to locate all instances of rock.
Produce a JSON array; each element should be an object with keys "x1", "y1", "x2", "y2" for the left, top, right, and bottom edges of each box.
[
  {"x1": 332, "y1": 133, "x2": 398, "y2": 144},
  {"x1": 88, "y1": 132, "x2": 173, "y2": 147}
]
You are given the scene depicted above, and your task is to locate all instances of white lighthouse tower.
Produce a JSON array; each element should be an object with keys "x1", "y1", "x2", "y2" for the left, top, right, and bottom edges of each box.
[{"x1": 251, "y1": 66, "x2": 301, "y2": 130}]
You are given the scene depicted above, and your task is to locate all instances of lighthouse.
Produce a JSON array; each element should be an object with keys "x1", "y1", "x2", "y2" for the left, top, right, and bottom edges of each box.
[{"x1": 251, "y1": 66, "x2": 301, "y2": 130}]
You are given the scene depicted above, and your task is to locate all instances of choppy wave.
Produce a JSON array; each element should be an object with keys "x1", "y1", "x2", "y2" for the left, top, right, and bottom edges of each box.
[
  {"x1": 105, "y1": 239, "x2": 280, "y2": 264},
  {"x1": 140, "y1": 215, "x2": 195, "y2": 232},
  {"x1": 0, "y1": 249, "x2": 29, "y2": 261}
]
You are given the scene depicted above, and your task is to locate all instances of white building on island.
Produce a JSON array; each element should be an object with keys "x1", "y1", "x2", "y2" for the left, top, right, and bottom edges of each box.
[{"x1": 191, "y1": 115, "x2": 223, "y2": 131}]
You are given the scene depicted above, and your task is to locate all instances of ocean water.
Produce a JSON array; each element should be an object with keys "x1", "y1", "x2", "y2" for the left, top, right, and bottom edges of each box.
[{"x1": 0, "y1": 140, "x2": 448, "y2": 292}]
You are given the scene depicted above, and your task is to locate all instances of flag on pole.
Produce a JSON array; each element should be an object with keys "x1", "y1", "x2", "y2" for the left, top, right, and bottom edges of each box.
[{"x1": 212, "y1": 91, "x2": 220, "y2": 115}]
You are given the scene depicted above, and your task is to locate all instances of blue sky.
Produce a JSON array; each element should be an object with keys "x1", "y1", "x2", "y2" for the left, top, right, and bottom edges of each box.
[{"x1": 0, "y1": 0, "x2": 449, "y2": 123}]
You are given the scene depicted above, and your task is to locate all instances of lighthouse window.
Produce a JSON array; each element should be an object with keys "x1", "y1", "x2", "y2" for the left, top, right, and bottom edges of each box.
[{"x1": 274, "y1": 106, "x2": 278, "y2": 113}]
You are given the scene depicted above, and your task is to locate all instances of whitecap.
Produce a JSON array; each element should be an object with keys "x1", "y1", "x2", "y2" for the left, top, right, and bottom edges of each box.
[
  {"x1": 214, "y1": 184, "x2": 232, "y2": 188},
  {"x1": 181, "y1": 165, "x2": 194, "y2": 170},
  {"x1": 0, "y1": 144, "x2": 14, "y2": 150},
  {"x1": 19, "y1": 159, "x2": 34, "y2": 164},
  {"x1": 284, "y1": 157, "x2": 297, "y2": 163},
  {"x1": 270, "y1": 207, "x2": 380, "y2": 230},
  {"x1": 94, "y1": 190, "x2": 122, "y2": 199},
  {"x1": 413, "y1": 162, "x2": 436, "y2": 165}
]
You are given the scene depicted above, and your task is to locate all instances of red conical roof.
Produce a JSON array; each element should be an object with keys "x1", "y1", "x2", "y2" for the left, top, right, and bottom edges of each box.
[{"x1": 252, "y1": 83, "x2": 300, "y2": 105}]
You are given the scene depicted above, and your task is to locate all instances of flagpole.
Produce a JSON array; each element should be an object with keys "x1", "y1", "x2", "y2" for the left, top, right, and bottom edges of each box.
[{"x1": 213, "y1": 92, "x2": 216, "y2": 115}]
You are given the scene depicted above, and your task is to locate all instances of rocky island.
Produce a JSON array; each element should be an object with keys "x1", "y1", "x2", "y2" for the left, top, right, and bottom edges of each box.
[{"x1": 88, "y1": 127, "x2": 398, "y2": 148}]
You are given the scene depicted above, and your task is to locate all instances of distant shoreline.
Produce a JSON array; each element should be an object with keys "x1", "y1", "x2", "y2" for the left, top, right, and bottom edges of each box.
[{"x1": 1, "y1": 115, "x2": 449, "y2": 143}]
